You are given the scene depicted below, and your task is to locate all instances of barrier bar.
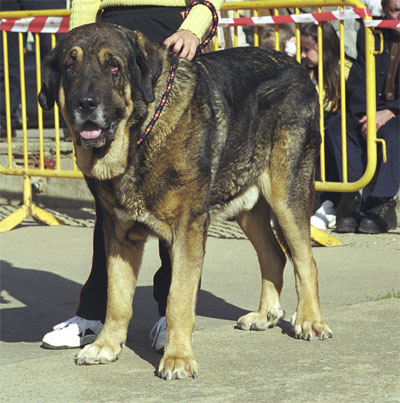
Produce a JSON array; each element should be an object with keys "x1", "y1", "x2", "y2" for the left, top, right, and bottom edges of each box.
[{"x1": 0, "y1": 1, "x2": 387, "y2": 237}]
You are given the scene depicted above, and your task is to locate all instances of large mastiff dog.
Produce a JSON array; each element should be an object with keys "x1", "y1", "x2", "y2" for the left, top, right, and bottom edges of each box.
[{"x1": 39, "y1": 23, "x2": 332, "y2": 380}]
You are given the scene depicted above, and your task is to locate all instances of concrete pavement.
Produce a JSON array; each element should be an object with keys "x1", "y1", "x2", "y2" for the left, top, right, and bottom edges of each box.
[{"x1": 1, "y1": 214, "x2": 399, "y2": 402}]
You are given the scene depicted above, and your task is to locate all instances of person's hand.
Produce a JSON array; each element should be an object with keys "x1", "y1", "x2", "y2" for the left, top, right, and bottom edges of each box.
[
  {"x1": 163, "y1": 30, "x2": 200, "y2": 61},
  {"x1": 359, "y1": 109, "x2": 396, "y2": 140}
]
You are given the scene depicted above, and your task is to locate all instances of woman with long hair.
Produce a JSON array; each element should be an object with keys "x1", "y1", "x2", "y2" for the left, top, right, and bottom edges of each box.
[{"x1": 300, "y1": 22, "x2": 353, "y2": 230}]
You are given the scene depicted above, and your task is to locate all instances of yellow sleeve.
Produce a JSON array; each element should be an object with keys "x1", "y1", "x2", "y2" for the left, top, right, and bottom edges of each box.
[
  {"x1": 69, "y1": 0, "x2": 101, "y2": 30},
  {"x1": 179, "y1": 0, "x2": 224, "y2": 41}
]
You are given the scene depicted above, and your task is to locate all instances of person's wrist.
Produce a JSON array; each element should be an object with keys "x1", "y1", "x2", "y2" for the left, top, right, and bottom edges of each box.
[{"x1": 177, "y1": 29, "x2": 201, "y2": 43}]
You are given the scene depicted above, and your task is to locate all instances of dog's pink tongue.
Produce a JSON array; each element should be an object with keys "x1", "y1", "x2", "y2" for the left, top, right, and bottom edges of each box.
[{"x1": 80, "y1": 123, "x2": 102, "y2": 140}]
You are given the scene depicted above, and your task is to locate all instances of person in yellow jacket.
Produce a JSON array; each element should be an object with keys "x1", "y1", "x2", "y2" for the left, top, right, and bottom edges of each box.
[
  {"x1": 69, "y1": 0, "x2": 223, "y2": 61},
  {"x1": 42, "y1": 0, "x2": 223, "y2": 351}
]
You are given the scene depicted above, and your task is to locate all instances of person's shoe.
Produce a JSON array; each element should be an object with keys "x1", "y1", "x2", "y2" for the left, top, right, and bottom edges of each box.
[
  {"x1": 311, "y1": 200, "x2": 336, "y2": 229},
  {"x1": 150, "y1": 316, "x2": 166, "y2": 351},
  {"x1": 41, "y1": 315, "x2": 103, "y2": 349},
  {"x1": 0, "y1": 128, "x2": 16, "y2": 141},
  {"x1": 358, "y1": 198, "x2": 397, "y2": 234},
  {"x1": 335, "y1": 194, "x2": 363, "y2": 233},
  {"x1": 335, "y1": 216, "x2": 359, "y2": 233}
]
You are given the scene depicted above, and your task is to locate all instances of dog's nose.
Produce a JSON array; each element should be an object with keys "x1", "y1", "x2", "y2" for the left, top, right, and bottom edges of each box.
[{"x1": 76, "y1": 94, "x2": 99, "y2": 114}]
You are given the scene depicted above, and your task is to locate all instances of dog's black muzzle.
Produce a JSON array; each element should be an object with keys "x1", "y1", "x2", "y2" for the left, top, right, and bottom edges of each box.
[{"x1": 71, "y1": 92, "x2": 119, "y2": 149}]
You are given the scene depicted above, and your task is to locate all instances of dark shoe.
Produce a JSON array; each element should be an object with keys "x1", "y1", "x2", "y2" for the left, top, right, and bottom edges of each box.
[
  {"x1": 336, "y1": 215, "x2": 359, "y2": 233},
  {"x1": 0, "y1": 128, "x2": 16, "y2": 140},
  {"x1": 335, "y1": 194, "x2": 363, "y2": 233},
  {"x1": 358, "y1": 198, "x2": 397, "y2": 234}
]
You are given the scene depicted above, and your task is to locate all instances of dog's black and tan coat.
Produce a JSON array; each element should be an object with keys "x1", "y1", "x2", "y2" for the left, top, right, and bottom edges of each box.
[{"x1": 39, "y1": 23, "x2": 332, "y2": 380}]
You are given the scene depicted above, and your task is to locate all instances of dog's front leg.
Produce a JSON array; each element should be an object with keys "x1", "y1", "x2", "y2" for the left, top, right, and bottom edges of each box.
[
  {"x1": 75, "y1": 226, "x2": 145, "y2": 365},
  {"x1": 158, "y1": 217, "x2": 207, "y2": 380}
]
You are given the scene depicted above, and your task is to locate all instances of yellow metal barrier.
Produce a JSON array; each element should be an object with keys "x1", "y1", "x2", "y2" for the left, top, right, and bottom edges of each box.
[
  {"x1": 218, "y1": 0, "x2": 381, "y2": 246},
  {"x1": 0, "y1": 9, "x2": 79, "y2": 231},
  {"x1": 0, "y1": 2, "x2": 382, "y2": 246},
  {"x1": 220, "y1": 0, "x2": 380, "y2": 196}
]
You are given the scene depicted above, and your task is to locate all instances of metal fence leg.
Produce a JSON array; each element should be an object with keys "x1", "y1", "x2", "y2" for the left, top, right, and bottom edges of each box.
[
  {"x1": 32, "y1": 203, "x2": 65, "y2": 226},
  {"x1": 311, "y1": 226, "x2": 343, "y2": 247},
  {"x1": 0, "y1": 173, "x2": 64, "y2": 232},
  {"x1": 0, "y1": 204, "x2": 29, "y2": 232}
]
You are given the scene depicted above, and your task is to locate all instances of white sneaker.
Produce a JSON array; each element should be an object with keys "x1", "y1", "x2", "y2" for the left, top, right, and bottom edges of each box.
[
  {"x1": 150, "y1": 317, "x2": 166, "y2": 351},
  {"x1": 41, "y1": 316, "x2": 103, "y2": 349},
  {"x1": 311, "y1": 200, "x2": 336, "y2": 229}
]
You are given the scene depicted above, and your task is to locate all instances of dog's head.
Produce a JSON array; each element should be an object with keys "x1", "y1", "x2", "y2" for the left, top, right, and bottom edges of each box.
[{"x1": 39, "y1": 23, "x2": 162, "y2": 149}]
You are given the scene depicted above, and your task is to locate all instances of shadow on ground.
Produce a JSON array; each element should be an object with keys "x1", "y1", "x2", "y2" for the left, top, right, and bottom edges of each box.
[{"x1": 1, "y1": 260, "x2": 249, "y2": 370}]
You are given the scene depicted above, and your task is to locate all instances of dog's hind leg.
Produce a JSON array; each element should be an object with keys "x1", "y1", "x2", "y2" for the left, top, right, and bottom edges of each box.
[
  {"x1": 75, "y1": 221, "x2": 146, "y2": 365},
  {"x1": 236, "y1": 197, "x2": 286, "y2": 331},
  {"x1": 158, "y1": 214, "x2": 208, "y2": 380},
  {"x1": 258, "y1": 167, "x2": 333, "y2": 341}
]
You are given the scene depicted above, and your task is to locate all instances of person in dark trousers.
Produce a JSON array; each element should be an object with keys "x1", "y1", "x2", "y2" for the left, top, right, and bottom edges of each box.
[
  {"x1": 324, "y1": 0, "x2": 399, "y2": 234},
  {"x1": 0, "y1": 0, "x2": 67, "y2": 139},
  {"x1": 41, "y1": 0, "x2": 223, "y2": 351}
]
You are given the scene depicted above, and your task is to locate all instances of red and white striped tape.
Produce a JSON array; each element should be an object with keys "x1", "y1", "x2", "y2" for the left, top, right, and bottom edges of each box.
[
  {"x1": 218, "y1": 8, "x2": 372, "y2": 27},
  {"x1": 219, "y1": 8, "x2": 399, "y2": 29},
  {"x1": 0, "y1": 16, "x2": 69, "y2": 33},
  {"x1": 1, "y1": 9, "x2": 399, "y2": 33},
  {"x1": 363, "y1": 19, "x2": 400, "y2": 28}
]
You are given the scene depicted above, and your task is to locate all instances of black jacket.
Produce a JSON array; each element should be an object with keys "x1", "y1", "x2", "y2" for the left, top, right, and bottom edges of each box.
[{"x1": 346, "y1": 25, "x2": 400, "y2": 119}]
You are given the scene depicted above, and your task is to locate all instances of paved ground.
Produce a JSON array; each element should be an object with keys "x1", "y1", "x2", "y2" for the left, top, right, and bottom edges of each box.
[{"x1": 0, "y1": 206, "x2": 399, "y2": 402}]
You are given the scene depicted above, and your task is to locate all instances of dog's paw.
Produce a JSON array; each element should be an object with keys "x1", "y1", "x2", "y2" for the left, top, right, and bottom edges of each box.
[
  {"x1": 237, "y1": 307, "x2": 285, "y2": 331},
  {"x1": 74, "y1": 341, "x2": 122, "y2": 365},
  {"x1": 158, "y1": 355, "x2": 198, "y2": 380},
  {"x1": 290, "y1": 312, "x2": 333, "y2": 341}
]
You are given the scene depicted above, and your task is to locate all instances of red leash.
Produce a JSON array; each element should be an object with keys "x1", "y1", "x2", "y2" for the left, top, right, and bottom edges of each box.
[{"x1": 137, "y1": 0, "x2": 218, "y2": 145}]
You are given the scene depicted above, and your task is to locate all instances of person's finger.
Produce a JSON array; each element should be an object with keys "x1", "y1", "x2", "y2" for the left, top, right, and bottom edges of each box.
[
  {"x1": 163, "y1": 37, "x2": 173, "y2": 50},
  {"x1": 163, "y1": 34, "x2": 182, "y2": 54},
  {"x1": 172, "y1": 37, "x2": 184, "y2": 56},
  {"x1": 361, "y1": 123, "x2": 368, "y2": 139},
  {"x1": 163, "y1": 31, "x2": 200, "y2": 60},
  {"x1": 179, "y1": 42, "x2": 190, "y2": 60},
  {"x1": 186, "y1": 42, "x2": 198, "y2": 61}
]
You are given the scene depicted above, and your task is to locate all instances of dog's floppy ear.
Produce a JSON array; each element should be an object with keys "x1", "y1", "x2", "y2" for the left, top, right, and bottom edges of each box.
[
  {"x1": 38, "y1": 48, "x2": 61, "y2": 111},
  {"x1": 127, "y1": 31, "x2": 162, "y2": 104}
]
